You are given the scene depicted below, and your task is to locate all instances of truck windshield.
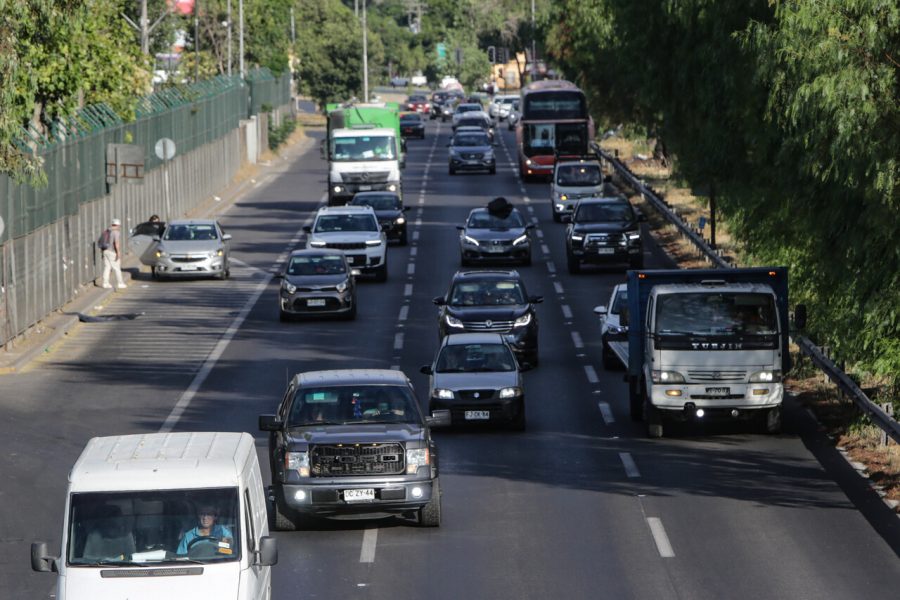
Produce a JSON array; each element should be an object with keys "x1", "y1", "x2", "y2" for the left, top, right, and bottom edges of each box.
[
  {"x1": 656, "y1": 292, "x2": 777, "y2": 335},
  {"x1": 332, "y1": 135, "x2": 396, "y2": 161},
  {"x1": 67, "y1": 488, "x2": 240, "y2": 566},
  {"x1": 289, "y1": 385, "x2": 420, "y2": 426},
  {"x1": 557, "y1": 164, "x2": 602, "y2": 186}
]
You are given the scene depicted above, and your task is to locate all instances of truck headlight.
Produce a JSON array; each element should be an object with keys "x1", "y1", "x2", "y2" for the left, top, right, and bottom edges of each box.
[
  {"x1": 365, "y1": 239, "x2": 382, "y2": 247},
  {"x1": 570, "y1": 234, "x2": 584, "y2": 242},
  {"x1": 513, "y1": 313, "x2": 532, "y2": 327},
  {"x1": 463, "y1": 235, "x2": 480, "y2": 246},
  {"x1": 387, "y1": 184, "x2": 397, "y2": 192},
  {"x1": 627, "y1": 231, "x2": 641, "y2": 241},
  {"x1": 445, "y1": 314, "x2": 464, "y2": 329},
  {"x1": 652, "y1": 370, "x2": 685, "y2": 384},
  {"x1": 512, "y1": 234, "x2": 528, "y2": 246},
  {"x1": 333, "y1": 185, "x2": 343, "y2": 193},
  {"x1": 433, "y1": 388, "x2": 455, "y2": 400},
  {"x1": 309, "y1": 240, "x2": 327, "y2": 248},
  {"x1": 406, "y1": 448, "x2": 430, "y2": 474},
  {"x1": 750, "y1": 370, "x2": 782, "y2": 383},
  {"x1": 283, "y1": 281, "x2": 297, "y2": 294},
  {"x1": 285, "y1": 451, "x2": 309, "y2": 477},
  {"x1": 499, "y1": 387, "x2": 521, "y2": 398}
]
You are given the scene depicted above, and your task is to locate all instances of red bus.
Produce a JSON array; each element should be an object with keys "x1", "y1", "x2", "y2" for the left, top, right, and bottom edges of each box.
[{"x1": 515, "y1": 80, "x2": 594, "y2": 180}]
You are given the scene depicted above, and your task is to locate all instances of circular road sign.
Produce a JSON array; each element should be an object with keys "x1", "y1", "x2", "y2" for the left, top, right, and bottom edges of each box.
[{"x1": 154, "y1": 138, "x2": 177, "y2": 161}]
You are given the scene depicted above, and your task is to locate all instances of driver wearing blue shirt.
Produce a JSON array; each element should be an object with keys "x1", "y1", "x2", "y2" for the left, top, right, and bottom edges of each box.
[{"x1": 177, "y1": 504, "x2": 233, "y2": 555}]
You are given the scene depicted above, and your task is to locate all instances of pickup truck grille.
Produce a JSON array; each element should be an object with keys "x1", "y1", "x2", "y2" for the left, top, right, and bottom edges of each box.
[
  {"x1": 310, "y1": 443, "x2": 405, "y2": 477},
  {"x1": 688, "y1": 370, "x2": 746, "y2": 382},
  {"x1": 324, "y1": 242, "x2": 367, "y2": 250},
  {"x1": 343, "y1": 172, "x2": 390, "y2": 184}
]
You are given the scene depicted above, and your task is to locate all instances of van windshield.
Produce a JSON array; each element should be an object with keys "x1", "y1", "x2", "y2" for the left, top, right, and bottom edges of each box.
[{"x1": 67, "y1": 488, "x2": 241, "y2": 566}]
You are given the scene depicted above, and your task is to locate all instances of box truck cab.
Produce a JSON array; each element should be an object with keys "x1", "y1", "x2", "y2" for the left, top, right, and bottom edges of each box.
[
  {"x1": 327, "y1": 126, "x2": 402, "y2": 206},
  {"x1": 31, "y1": 432, "x2": 277, "y2": 600}
]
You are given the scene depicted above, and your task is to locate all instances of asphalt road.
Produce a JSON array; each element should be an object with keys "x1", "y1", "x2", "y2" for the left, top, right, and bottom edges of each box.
[{"x1": 1, "y1": 118, "x2": 898, "y2": 599}]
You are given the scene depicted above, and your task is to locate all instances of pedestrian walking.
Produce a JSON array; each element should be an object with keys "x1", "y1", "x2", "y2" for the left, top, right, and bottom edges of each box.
[{"x1": 99, "y1": 218, "x2": 127, "y2": 289}]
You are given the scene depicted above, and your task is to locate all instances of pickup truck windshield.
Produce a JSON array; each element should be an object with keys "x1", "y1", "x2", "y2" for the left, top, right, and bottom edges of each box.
[
  {"x1": 332, "y1": 135, "x2": 396, "y2": 162},
  {"x1": 289, "y1": 385, "x2": 420, "y2": 426},
  {"x1": 67, "y1": 488, "x2": 240, "y2": 566},
  {"x1": 656, "y1": 292, "x2": 777, "y2": 335}
]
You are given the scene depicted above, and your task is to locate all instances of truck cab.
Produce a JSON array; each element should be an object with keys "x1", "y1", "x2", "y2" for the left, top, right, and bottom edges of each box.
[{"x1": 327, "y1": 126, "x2": 401, "y2": 206}]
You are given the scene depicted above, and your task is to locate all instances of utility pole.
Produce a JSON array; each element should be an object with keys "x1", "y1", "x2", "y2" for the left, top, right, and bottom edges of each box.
[
  {"x1": 227, "y1": 0, "x2": 232, "y2": 76},
  {"x1": 362, "y1": 0, "x2": 369, "y2": 102},
  {"x1": 238, "y1": 0, "x2": 245, "y2": 77},
  {"x1": 122, "y1": 0, "x2": 169, "y2": 56},
  {"x1": 290, "y1": 7, "x2": 296, "y2": 46},
  {"x1": 194, "y1": 0, "x2": 200, "y2": 81},
  {"x1": 531, "y1": 0, "x2": 536, "y2": 79},
  {"x1": 355, "y1": 0, "x2": 359, "y2": 19}
]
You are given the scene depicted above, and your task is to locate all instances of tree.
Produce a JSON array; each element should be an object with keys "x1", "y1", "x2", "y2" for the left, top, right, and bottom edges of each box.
[{"x1": 295, "y1": 0, "x2": 363, "y2": 107}]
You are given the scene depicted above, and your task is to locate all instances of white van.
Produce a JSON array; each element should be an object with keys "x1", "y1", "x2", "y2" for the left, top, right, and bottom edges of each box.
[{"x1": 32, "y1": 432, "x2": 277, "y2": 600}]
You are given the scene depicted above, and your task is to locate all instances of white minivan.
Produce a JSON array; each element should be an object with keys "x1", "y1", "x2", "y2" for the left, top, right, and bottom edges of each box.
[{"x1": 31, "y1": 432, "x2": 277, "y2": 600}]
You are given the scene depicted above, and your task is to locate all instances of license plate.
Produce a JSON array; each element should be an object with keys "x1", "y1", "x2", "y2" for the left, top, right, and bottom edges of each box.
[
  {"x1": 348, "y1": 256, "x2": 363, "y2": 265},
  {"x1": 486, "y1": 246, "x2": 506, "y2": 253},
  {"x1": 307, "y1": 298, "x2": 326, "y2": 307},
  {"x1": 706, "y1": 387, "x2": 730, "y2": 396},
  {"x1": 178, "y1": 265, "x2": 199, "y2": 271},
  {"x1": 358, "y1": 185, "x2": 372, "y2": 191},
  {"x1": 465, "y1": 410, "x2": 490, "y2": 420},
  {"x1": 344, "y1": 489, "x2": 375, "y2": 503},
  {"x1": 595, "y1": 248, "x2": 615, "y2": 255}
]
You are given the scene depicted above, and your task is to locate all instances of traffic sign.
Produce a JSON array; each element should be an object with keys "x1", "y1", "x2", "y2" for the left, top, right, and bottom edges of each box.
[{"x1": 155, "y1": 138, "x2": 176, "y2": 161}]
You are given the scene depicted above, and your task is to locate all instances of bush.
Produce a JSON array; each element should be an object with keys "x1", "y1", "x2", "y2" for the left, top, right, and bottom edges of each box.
[{"x1": 268, "y1": 116, "x2": 297, "y2": 151}]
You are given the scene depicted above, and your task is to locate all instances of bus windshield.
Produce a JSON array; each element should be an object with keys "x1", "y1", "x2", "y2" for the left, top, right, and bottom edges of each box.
[{"x1": 522, "y1": 91, "x2": 587, "y2": 120}]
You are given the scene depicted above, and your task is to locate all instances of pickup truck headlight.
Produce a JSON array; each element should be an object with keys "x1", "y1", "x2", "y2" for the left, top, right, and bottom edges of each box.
[
  {"x1": 433, "y1": 388, "x2": 455, "y2": 400},
  {"x1": 445, "y1": 314, "x2": 464, "y2": 329},
  {"x1": 463, "y1": 235, "x2": 480, "y2": 246},
  {"x1": 513, "y1": 313, "x2": 532, "y2": 327},
  {"x1": 499, "y1": 387, "x2": 522, "y2": 399},
  {"x1": 570, "y1": 234, "x2": 584, "y2": 242},
  {"x1": 627, "y1": 231, "x2": 641, "y2": 241},
  {"x1": 365, "y1": 239, "x2": 382, "y2": 247},
  {"x1": 406, "y1": 448, "x2": 430, "y2": 474},
  {"x1": 652, "y1": 370, "x2": 685, "y2": 384},
  {"x1": 309, "y1": 239, "x2": 327, "y2": 248},
  {"x1": 285, "y1": 451, "x2": 309, "y2": 477},
  {"x1": 750, "y1": 369, "x2": 782, "y2": 383},
  {"x1": 387, "y1": 184, "x2": 398, "y2": 192},
  {"x1": 283, "y1": 281, "x2": 297, "y2": 294},
  {"x1": 512, "y1": 234, "x2": 528, "y2": 246}
]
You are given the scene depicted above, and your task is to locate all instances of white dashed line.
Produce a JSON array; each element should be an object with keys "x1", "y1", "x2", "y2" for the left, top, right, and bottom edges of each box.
[
  {"x1": 561, "y1": 304, "x2": 573, "y2": 319},
  {"x1": 541, "y1": 244, "x2": 550, "y2": 255},
  {"x1": 360, "y1": 528, "x2": 378, "y2": 563},
  {"x1": 398, "y1": 305, "x2": 409, "y2": 322},
  {"x1": 535, "y1": 229, "x2": 544, "y2": 239},
  {"x1": 619, "y1": 452, "x2": 640, "y2": 478},
  {"x1": 546, "y1": 261, "x2": 556, "y2": 274},
  {"x1": 407, "y1": 263, "x2": 416, "y2": 275},
  {"x1": 531, "y1": 217, "x2": 539, "y2": 225},
  {"x1": 598, "y1": 402, "x2": 615, "y2": 424},
  {"x1": 410, "y1": 247, "x2": 417, "y2": 257},
  {"x1": 553, "y1": 282, "x2": 564, "y2": 295},
  {"x1": 584, "y1": 365, "x2": 599, "y2": 383},
  {"x1": 413, "y1": 231, "x2": 420, "y2": 241},
  {"x1": 570, "y1": 331, "x2": 583, "y2": 348},
  {"x1": 647, "y1": 518, "x2": 675, "y2": 558},
  {"x1": 523, "y1": 195, "x2": 531, "y2": 203},
  {"x1": 393, "y1": 333, "x2": 404, "y2": 351},
  {"x1": 404, "y1": 284, "x2": 413, "y2": 296}
]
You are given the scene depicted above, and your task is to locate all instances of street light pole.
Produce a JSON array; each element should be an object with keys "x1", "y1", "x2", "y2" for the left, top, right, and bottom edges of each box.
[
  {"x1": 194, "y1": 0, "x2": 200, "y2": 81},
  {"x1": 227, "y1": 0, "x2": 232, "y2": 77},
  {"x1": 531, "y1": 0, "x2": 536, "y2": 79},
  {"x1": 238, "y1": 0, "x2": 245, "y2": 77},
  {"x1": 362, "y1": 0, "x2": 369, "y2": 102}
]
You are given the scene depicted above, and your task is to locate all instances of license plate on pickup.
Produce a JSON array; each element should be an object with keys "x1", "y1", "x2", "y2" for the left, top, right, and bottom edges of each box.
[
  {"x1": 464, "y1": 410, "x2": 490, "y2": 420},
  {"x1": 706, "y1": 387, "x2": 730, "y2": 396},
  {"x1": 343, "y1": 489, "x2": 375, "y2": 503},
  {"x1": 307, "y1": 298, "x2": 326, "y2": 307}
]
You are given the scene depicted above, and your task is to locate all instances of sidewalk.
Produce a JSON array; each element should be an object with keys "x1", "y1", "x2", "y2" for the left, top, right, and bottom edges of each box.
[{"x1": 0, "y1": 130, "x2": 318, "y2": 373}]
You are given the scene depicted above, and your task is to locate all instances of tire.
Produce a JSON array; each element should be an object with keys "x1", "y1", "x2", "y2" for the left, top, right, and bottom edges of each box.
[
  {"x1": 645, "y1": 396, "x2": 664, "y2": 438},
  {"x1": 272, "y1": 485, "x2": 298, "y2": 531},
  {"x1": 629, "y1": 379, "x2": 643, "y2": 422},
  {"x1": 509, "y1": 404, "x2": 526, "y2": 431},
  {"x1": 418, "y1": 479, "x2": 442, "y2": 527},
  {"x1": 151, "y1": 266, "x2": 159, "y2": 280},
  {"x1": 526, "y1": 348, "x2": 539, "y2": 368},
  {"x1": 489, "y1": 165, "x2": 496, "y2": 175},
  {"x1": 763, "y1": 407, "x2": 782, "y2": 434},
  {"x1": 399, "y1": 231, "x2": 408, "y2": 246},
  {"x1": 629, "y1": 255, "x2": 644, "y2": 270},
  {"x1": 566, "y1": 251, "x2": 581, "y2": 274},
  {"x1": 374, "y1": 259, "x2": 388, "y2": 282},
  {"x1": 602, "y1": 341, "x2": 618, "y2": 370},
  {"x1": 460, "y1": 255, "x2": 470, "y2": 268},
  {"x1": 522, "y1": 253, "x2": 532, "y2": 267},
  {"x1": 449, "y1": 167, "x2": 456, "y2": 175},
  {"x1": 552, "y1": 211, "x2": 562, "y2": 223},
  {"x1": 279, "y1": 309, "x2": 291, "y2": 323},
  {"x1": 345, "y1": 299, "x2": 357, "y2": 321}
]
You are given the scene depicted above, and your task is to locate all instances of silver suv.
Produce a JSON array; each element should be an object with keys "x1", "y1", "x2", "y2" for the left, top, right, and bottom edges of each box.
[{"x1": 304, "y1": 206, "x2": 388, "y2": 281}]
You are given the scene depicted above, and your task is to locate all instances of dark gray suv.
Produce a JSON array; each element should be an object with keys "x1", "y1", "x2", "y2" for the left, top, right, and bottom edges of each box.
[{"x1": 260, "y1": 369, "x2": 450, "y2": 529}]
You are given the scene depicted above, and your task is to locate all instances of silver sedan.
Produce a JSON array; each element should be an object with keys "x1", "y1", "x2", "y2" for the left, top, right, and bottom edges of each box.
[{"x1": 132, "y1": 219, "x2": 231, "y2": 280}]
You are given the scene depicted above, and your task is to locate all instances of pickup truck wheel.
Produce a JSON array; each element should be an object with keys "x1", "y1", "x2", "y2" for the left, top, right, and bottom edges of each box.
[
  {"x1": 272, "y1": 485, "x2": 298, "y2": 531},
  {"x1": 418, "y1": 479, "x2": 442, "y2": 527},
  {"x1": 374, "y1": 259, "x2": 388, "y2": 282},
  {"x1": 566, "y1": 251, "x2": 581, "y2": 274}
]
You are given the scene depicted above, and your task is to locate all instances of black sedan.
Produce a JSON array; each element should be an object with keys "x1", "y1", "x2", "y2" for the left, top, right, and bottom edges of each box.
[
  {"x1": 277, "y1": 249, "x2": 358, "y2": 321},
  {"x1": 448, "y1": 130, "x2": 496, "y2": 175},
  {"x1": 400, "y1": 113, "x2": 426, "y2": 139},
  {"x1": 434, "y1": 269, "x2": 542, "y2": 366},
  {"x1": 457, "y1": 206, "x2": 533, "y2": 266},
  {"x1": 349, "y1": 191, "x2": 410, "y2": 245},
  {"x1": 564, "y1": 196, "x2": 646, "y2": 273}
]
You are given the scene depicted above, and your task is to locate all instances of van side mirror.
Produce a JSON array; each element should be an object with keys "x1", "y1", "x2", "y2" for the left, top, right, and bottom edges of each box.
[
  {"x1": 432, "y1": 296, "x2": 446, "y2": 306},
  {"x1": 255, "y1": 536, "x2": 278, "y2": 567},
  {"x1": 31, "y1": 542, "x2": 57, "y2": 573},
  {"x1": 420, "y1": 365, "x2": 433, "y2": 375},
  {"x1": 426, "y1": 409, "x2": 451, "y2": 428},
  {"x1": 518, "y1": 361, "x2": 533, "y2": 372},
  {"x1": 529, "y1": 296, "x2": 544, "y2": 304},
  {"x1": 793, "y1": 304, "x2": 808, "y2": 330},
  {"x1": 302, "y1": 225, "x2": 312, "y2": 234},
  {"x1": 593, "y1": 305, "x2": 608, "y2": 316},
  {"x1": 258, "y1": 414, "x2": 282, "y2": 432}
]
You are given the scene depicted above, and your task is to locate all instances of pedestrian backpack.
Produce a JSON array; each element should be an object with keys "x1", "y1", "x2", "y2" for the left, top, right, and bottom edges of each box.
[{"x1": 98, "y1": 228, "x2": 111, "y2": 250}]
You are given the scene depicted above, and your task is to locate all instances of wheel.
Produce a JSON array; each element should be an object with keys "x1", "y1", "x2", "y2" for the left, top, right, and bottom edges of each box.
[
  {"x1": 522, "y1": 252, "x2": 532, "y2": 267},
  {"x1": 449, "y1": 167, "x2": 456, "y2": 175},
  {"x1": 279, "y1": 309, "x2": 291, "y2": 322},
  {"x1": 566, "y1": 251, "x2": 581, "y2": 274},
  {"x1": 763, "y1": 407, "x2": 782, "y2": 434},
  {"x1": 489, "y1": 165, "x2": 496, "y2": 175},
  {"x1": 460, "y1": 255, "x2": 470, "y2": 267},
  {"x1": 552, "y1": 210, "x2": 562, "y2": 223},
  {"x1": 509, "y1": 404, "x2": 526, "y2": 431},
  {"x1": 629, "y1": 379, "x2": 643, "y2": 422},
  {"x1": 601, "y1": 341, "x2": 618, "y2": 370},
  {"x1": 272, "y1": 485, "x2": 298, "y2": 531},
  {"x1": 374, "y1": 259, "x2": 388, "y2": 282},
  {"x1": 399, "y1": 231, "x2": 408, "y2": 246},
  {"x1": 418, "y1": 479, "x2": 442, "y2": 527},
  {"x1": 345, "y1": 299, "x2": 357, "y2": 320},
  {"x1": 526, "y1": 348, "x2": 539, "y2": 368},
  {"x1": 151, "y1": 266, "x2": 159, "y2": 280},
  {"x1": 645, "y1": 396, "x2": 664, "y2": 438}
]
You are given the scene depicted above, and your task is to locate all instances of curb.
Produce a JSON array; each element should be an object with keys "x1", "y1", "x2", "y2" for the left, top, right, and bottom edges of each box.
[{"x1": 0, "y1": 133, "x2": 318, "y2": 374}]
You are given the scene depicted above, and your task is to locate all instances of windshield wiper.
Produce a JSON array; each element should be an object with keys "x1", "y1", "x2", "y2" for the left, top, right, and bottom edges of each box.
[{"x1": 77, "y1": 560, "x2": 154, "y2": 567}]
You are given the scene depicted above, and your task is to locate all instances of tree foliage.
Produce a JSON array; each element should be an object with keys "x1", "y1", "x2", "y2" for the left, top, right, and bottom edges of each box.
[{"x1": 295, "y1": 0, "x2": 362, "y2": 107}]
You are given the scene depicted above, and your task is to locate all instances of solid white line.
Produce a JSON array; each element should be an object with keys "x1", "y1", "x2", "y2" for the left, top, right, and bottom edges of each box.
[
  {"x1": 553, "y1": 281, "x2": 564, "y2": 295},
  {"x1": 360, "y1": 528, "x2": 378, "y2": 563},
  {"x1": 599, "y1": 402, "x2": 615, "y2": 424},
  {"x1": 647, "y1": 518, "x2": 675, "y2": 558},
  {"x1": 393, "y1": 332, "x2": 404, "y2": 350},
  {"x1": 584, "y1": 365, "x2": 599, "y2": 383},
  {"x1": 398, "y1": 305, "x2": 409, "y2": 321},
  {"x1": 541, "y1": 244, "x2": 550, "y2": 255},
  {"x1": 546, "y1": 261, "x2": 556, "y2": 274},
  {"x1": 404, "y1": 283, "x2": 413, "y2": 296},
  {"x1": 619, "y1": 452, "x2": 640, "y2": 478},
  {"x1": 561, "y1": 304, "x2": 573, "y2": 319},
  {"x1": 571, "y1": 331, "x2": 584, "y2": 348},
  {"x1": 418, "y1": 197, "x2": 425, "y2": 204},
  {"x1": 407, "y1": 263, "x2": 416, "y2": 275},
  {"x1": 415, "y1": 218, "x2": 422, "y2": 226}
]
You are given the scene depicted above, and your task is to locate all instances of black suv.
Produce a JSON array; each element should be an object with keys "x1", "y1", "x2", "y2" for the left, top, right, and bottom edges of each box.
[
  {"x1": 564, "y1": 197, "x2": 646, "y2": 273},
  {"x1": 434, "y1": 270, "x2": 542, "y2": 366},
  {"x1": 260, "y1": 369, "x2": 450, "y2": 529},
  {"x1": 350, "y1": 191, "x2": 410, "y2": 245}
]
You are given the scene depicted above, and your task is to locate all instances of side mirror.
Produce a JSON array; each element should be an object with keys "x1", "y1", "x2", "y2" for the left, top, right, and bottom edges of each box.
[
  {"x1": 432, "y1": 296, "x2": 446, "y2": 306},
  {"x1": 350, "y1": 268, "x2": 362, "y2": 277},
  {"x1": 593, "y1": 305, "x2": 608, "y2": 316},
  {"x1": 560, "y1": 214, "x2": 572, "y2": 223},
  {"x1": 403, "y1": 206, "x2": 411, "y2": 212},
  {"x1": 529, "y1": 296, "x2": 544, "y2": 304},
  {"x1": 525, "y1": 224, "x2": 536, "y2": 230},
  {"x1": 255, "y1": 536, "x2": 278, "y2": 567},
  {"x1": 604, "y1": 174, "x2": 613, "y2": 183},
  {"x1": 31, "y1": 542, "x2": 57, "y2": 573},
  {"x1": 518, "y1": 361, "x2": 533, "y2": 372},
  {"x1": 302, "y1": 225, "x2": 312, "y2": 234},
  {"x1": 455, "y1": 225, "x2": 465, "y2": 231},
  {"x1": 152, "y1": 235, "x2": 161, "y2": 242},
  {"x1": 793, "y1": 304, "x2": 808, "y2": 330},
  {"x1": 426, "y1": 409, "x2": 451, "y2": 428},
  {"x1": 258, "y1": 414, "x2": 282, "y2": 432},
  {"x1": 419, "y1": 365, "x2": 433, "y2": 375},
  {"x1": 274, "y1": 273, "x2": 284, "y2": 280},
  {"x1": 221, "y1": 233, "x2": 233, "y2": 241}
]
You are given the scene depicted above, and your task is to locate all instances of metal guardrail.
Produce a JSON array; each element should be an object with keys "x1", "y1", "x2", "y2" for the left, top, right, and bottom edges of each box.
[{"x1": 592, "y1": 141, "x2": 900, "y2": 442}]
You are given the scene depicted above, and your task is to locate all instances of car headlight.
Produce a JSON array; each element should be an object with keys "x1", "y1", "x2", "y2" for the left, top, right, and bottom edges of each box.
[
  {"x1": 395, "y1": 217, "x2": 406, "y2": 225},
  {"x1": 209, "y1": 249, "x2": 224, "y2": 258},
  {"x1": 651, "y1": 370, "x2": 685, "y2": 384},
  {"x1": 365, "y1": 239, "x2": 382, "y2": 247},
  {"x1": 283, "y1": 281, "x2": 297, "y2": 294},
  {"x1": 525, "y1": 159, "x2": 533, "y2": 166},
  {"x1": 336, "y1": 281, "x2": 348, "y2": 293},
  {"x1": 570, "y1": 234, "x2": 584, "y2": 242},
  {"x1": 309, "y1": 240, "x2": 327, "y2": 248},
  {"x1": 463, "y1": 235, "x2": 480, "y2": 246},
  {"x1": 405, "y1": 448, "x2": 430, "y2": 474},
  {"x1": 627, "y1": 231, "x2": 641, "y2": 241},
  {"x1": 513, "y1": 313, "x2": 532, "y2": 327},
  {"x1": 499, "y1": 387, "x2": 522, "y2": 399},
  {"x1": 512, "y1": 234, "x2": 528, "y2": 246},
  {"x1": 387, "y1": 184, "x2": 397, "y2": 192},
  {"x1": 333, "y1": 185, "x2": 343, "y2": 193},
  {"x1": 155, "y1": 248, "x2": 168, "y2": 258},
  {"x1": 433, "y1": 388, "x2": 455, "y2": 400},
  {"x1": 750, "y1": 369, "x2": 782, "y2": 383},
  {"x1": 559, "y1": 194, "x2": 568, "y2": 201},
  {"x1": 285, "y1": 451, "x2": 309, "y2": 477},
  {"x1": 445, "y1": 314, "x2": 464, "y2": 328},
  {"x1": 484, "y1": 151, "x2": 495, "y2": 160}
]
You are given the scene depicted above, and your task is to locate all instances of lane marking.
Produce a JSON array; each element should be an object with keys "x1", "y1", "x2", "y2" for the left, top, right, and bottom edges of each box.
[
  {"x1": 407, "y1": 263, "x2": 416, "y2": 275},
  {"x1": 398, "y1": 305, "x2": 409, "y2": 322},
  {"x1": 410, "y1": 247, "x2": 417, "y2": 257},
  {"x1": 393, "y1": 332, "x2": 404, "y2": 350},
  {"x1": 541, "y1": 244, "x2": 550, "y2": 255},
  {"x1": 413, "y1": 231, "x2": 420, "y2": 241},
  {"x1": 535, "y1": 229, "x2": 544, "y2": 239},
  {"x1": 619, "y1": 452, "x2": 640, "y2": 478},
  {"x1": 584, "y1": 365, "x2": 599, "y2": 383},
  {"x1": 546, "y1": 261, "x2": 556, "y2": 274},
  {"x1": 229, "y1": 258, "x2": 269, "y2": 274},
  {"x1": 360, "y1": 528, "x2": 378, "y2": 563},
  {"x1": 647, "y1": 518, "x2": 675, "y2": 558},
  {"x1": 404, "y1": 283, "x2": 413, "y2": 296},
  {"x1": 570, "y1": 331, "x2": 583, "y2": 348},
  {"x1": 561, "y1": 304, "x2": 573, "y2": 319},
  {"x1": 599, "y1": 402, "x2": 615, "y2": 424},
  {"x1": 553, "y1": 282, "x2": 564, "y2": 295}
]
